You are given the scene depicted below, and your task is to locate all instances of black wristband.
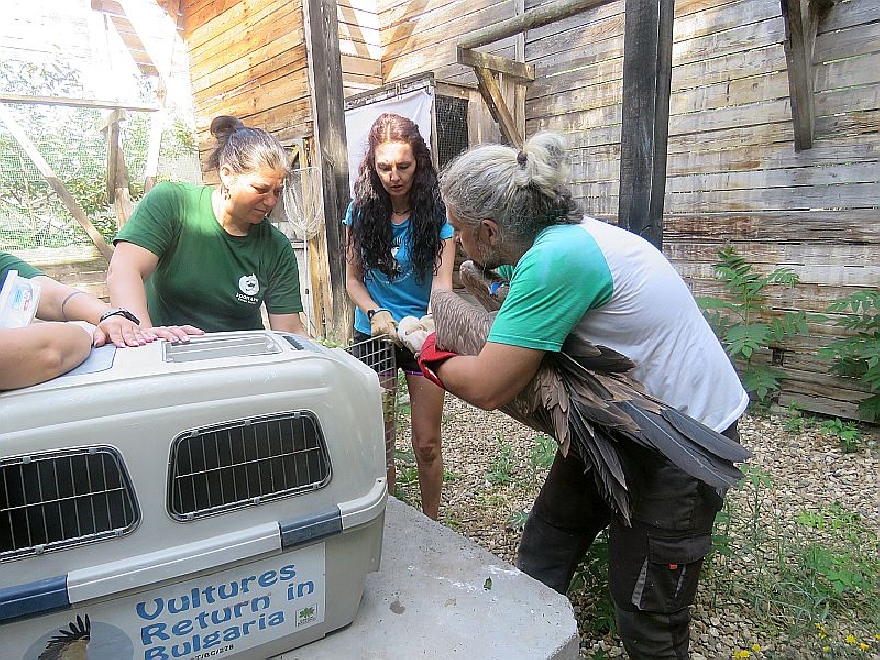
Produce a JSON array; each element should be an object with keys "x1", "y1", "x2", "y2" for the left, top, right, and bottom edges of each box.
[{"x1": 99, "y1": 308, "x2": 140, "y2": 325}]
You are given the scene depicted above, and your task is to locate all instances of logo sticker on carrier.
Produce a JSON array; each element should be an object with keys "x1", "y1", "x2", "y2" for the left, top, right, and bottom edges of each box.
[{"x1": 17, "y1": 543, "x2": 326, "y2": 660}]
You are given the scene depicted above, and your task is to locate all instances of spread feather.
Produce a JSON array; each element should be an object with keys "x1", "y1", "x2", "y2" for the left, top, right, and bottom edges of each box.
[{"x1": 433, "y1": 262, "x2": 751, "y2": 526}]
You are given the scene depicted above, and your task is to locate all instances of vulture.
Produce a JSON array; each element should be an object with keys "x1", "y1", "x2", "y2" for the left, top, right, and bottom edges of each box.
[{"x1": 430, "y1": 260, "x2": 751, "y2": 526}]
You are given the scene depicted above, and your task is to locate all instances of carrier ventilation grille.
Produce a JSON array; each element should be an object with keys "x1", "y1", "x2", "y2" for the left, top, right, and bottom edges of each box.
[
  {"x1": 0, "y1": 447, "x2": 139, "y2": 562},
  {"x1": 169, "y1": 411, "x2": 331, "y2": 520}
]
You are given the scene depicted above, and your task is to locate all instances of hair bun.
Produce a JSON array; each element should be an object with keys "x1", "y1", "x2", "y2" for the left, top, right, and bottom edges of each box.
[{"x1": 210, "y1": 115, "x2": 244, "y2": 141}]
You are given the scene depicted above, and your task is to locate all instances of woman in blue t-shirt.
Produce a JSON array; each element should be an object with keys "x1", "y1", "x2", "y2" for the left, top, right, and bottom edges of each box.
[{"x1": 344, "y1": 113, "x2": 455, "y2": 520}]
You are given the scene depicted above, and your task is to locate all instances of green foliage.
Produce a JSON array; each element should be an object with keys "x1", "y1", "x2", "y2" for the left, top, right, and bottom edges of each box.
[
  {"x1": 697, "y1": 247, "x2": 823, "y2": 404},
  {"x1": 486, "y1": 436, "x2": 515, "y2": 485},
  {"x1": 0, "y1": 59, "x2": 197, "y2": 248},
  {"x1": 707, "y1": 470, "x2": 879, "y2": 649},
  {"x1": 529, "y1": 434, "x2": 557, "y2": 471},
  {"x1": 819, "y1": 289, "x2": 880, "y2": 423},
  {"x1": 570, "y1": 529, "x2": 616, "y2": 634},
  {"x1": 820, "y1": 419, "x2": 862, "y2": 454}
]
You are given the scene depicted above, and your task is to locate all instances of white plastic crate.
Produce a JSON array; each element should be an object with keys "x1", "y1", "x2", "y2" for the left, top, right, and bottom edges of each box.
[{"x1": 0, "y1": 331, "x2": 387, "y2": 659}]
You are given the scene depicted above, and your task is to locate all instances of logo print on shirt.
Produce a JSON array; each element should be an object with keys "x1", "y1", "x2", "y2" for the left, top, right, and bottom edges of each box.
[{"x1": 238, "y1": 274, "x2": 260, "y2": 295}]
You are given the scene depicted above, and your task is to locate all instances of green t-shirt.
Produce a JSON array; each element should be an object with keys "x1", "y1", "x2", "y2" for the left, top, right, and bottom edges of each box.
[
  {"x1": 115, "y1": 182, "x2": 303, "y2": 332},
  {"x1": 489, "y1": 224, "x2": 613, "y2": 351},
  {"x1": 0, "y1": 252, "x2": 43, "y2": 286}
]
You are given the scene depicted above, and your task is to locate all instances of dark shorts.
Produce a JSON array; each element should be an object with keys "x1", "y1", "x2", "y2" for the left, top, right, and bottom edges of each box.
[{"x1": 352, "y1": 331, "x2": 422, "y2": 375}]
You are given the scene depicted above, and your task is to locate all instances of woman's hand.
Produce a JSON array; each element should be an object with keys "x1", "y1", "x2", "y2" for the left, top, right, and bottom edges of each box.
[
  {"x1": 143, "y1": 325, "x2": 205, "y2": 343},
  {"x1": 369, "y1": 309, "x2": 400, "y2": 344},
  {"x1": 398, "y1": 314, "x2": 434, "y2": 355},
  {"x1": 93, "y1": 315, "x2": 157, "y2": 347}
]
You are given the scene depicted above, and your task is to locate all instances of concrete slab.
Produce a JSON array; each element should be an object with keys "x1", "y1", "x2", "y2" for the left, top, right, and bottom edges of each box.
[{"x1": 281, "y1": 497, "x2": 579, "y2": 659}]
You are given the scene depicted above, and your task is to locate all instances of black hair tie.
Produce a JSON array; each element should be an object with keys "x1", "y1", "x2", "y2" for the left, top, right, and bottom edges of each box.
[{"x1": 517, "y1": 150, "x2": 527, "y2": 168}]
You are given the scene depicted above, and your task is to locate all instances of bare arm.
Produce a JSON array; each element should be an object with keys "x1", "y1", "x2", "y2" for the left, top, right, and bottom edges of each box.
[
  {"x1": 344, "y1": 227, "x2": 381, "y2": 314},
  {"x1": 106, "y1": 242, "x2": 158, "y2": 326},
  {"x1": 429, "y1": 238, "x2": 456, "y2": 302},
  {"x1": 0, "y1": 323, "x2": 92, "y2": 390},
  {"x1": 33, "y1": 275, "x2": 153, "y2": 348},
  {"x1": 107, "y1": 242, "x2": 202, "y2": 342},
  {"x1": 268, "y1": 312, "x2": 307, "y2": 336},
  {"x1": 435, "y1": 341, "x2": 545, "y2": 410}
]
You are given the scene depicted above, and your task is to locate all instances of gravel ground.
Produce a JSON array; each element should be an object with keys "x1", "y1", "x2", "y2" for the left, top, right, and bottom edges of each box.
[{"x1": 392, "y1": 396, "x2": 880, "y2": 659}]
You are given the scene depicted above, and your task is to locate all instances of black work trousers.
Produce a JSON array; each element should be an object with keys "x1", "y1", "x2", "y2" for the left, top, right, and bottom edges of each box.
[{"x1": 516, "y1": 423, "x2": 740, "y2": 660}]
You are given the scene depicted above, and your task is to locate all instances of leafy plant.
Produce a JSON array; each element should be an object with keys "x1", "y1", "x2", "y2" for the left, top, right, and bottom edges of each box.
[
  {"x1": 820, "y1": 419, "x2": 862, "y2": 454},
  {"x1": 697, "y1": 247, "x2": 822, "y2": 403},
  {"x1": 819, "y1": 289, "x2": 880, "y2": 422},
  {"x1": 486, "y1": 436, "x2": 515, "y2": 485}
]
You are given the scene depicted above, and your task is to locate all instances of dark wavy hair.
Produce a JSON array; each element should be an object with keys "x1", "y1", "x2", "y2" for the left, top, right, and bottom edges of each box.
[{"x1": 349, "y1": 113, "x2": 444, "y2": 283}]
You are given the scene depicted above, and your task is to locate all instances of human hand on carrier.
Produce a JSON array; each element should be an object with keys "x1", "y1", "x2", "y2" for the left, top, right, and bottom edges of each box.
[
  {"x1": 397, "y1": 313, "x2": 434, "y2": 356},
  {"x1": 369, "y1": 309, "x2": 400, "y2": 344}
]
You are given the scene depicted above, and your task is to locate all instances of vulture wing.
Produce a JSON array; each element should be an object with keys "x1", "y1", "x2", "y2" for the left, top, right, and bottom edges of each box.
[{"x1": 432, "y1": 281, "x2": 750, "y2": 525}]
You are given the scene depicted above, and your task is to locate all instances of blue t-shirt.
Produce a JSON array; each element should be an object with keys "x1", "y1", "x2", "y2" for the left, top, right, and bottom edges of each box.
[{"x1": 343, "y1": 202, "x2": 453, "y2": 335}]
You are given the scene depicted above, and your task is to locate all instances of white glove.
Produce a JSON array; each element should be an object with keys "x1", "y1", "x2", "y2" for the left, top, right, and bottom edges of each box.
[{"x1": 397, "y1": 313, "x2": 434, "y2": 356}]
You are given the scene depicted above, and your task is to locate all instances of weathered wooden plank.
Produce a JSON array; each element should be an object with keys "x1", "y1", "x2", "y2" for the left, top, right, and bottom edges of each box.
[
  {"x1": 188, "y1": 3, "x2": 301, "y2": 70},
  {"x1": 185, "y1": 0, "x2": 283, "y2": 47},
  {"x1": 821, "y1": 0, "x2": 879, "y2": 32},
  {"x1": 665, "y1": 241, "x2": 878, "y2": 269},
  {"x1": 382, "y1": 0, "x2": 513, "y2": 50},
  {"x1": 780, "y1": 0, "x2": 818, "y2": 150},
  {"x1": 815, "y1": 85, "x2": 880, "y2": 117},
  {"x1": 459, "y1": 0, "x2": 614, "y2": 50},
  {"x1": 340, "y1": 53, "x2": 382, "y2": 78},
  {"x1": 663, "y1": 181, "x2": 880, "y2": 213},
  {"x1": 523, "y1": 0, "x2": 621, "y2": 41},
  {"x1": 527, "y1": 104, "x2": 622, "y2": 138},
  {"x1": 672, "y1": 16, "x2": 785, "y2": 66},
  {"x1": 525, "y1": 16, "x2": 623, "y2": 73},
  {"x1": 672, "y1": 44, "x2": 786, "y2": 93},
  {"x1": 670, "y1": 70, "x2": 790, "y2": 115},
  {"x1": 664, "y1": 211, "x2": 880, "y2": 243},
  {"x1": 675, "y1": 259, "x2": 879, "y2": 288},
  {"x1": 384, "y1": 36, "x2": 520, "y2": 84},
  {"x1": 667, "y1": 121, "x2": 793, "y2": 152},
  {"x1": 665, "y1": 161, "x2": 880, "y2": 193},
  {"x1": 816, "y1": 110, "x2": 880, "y2": 137},
  {"x1": 527, "y1": 56, "x2": 622, "y2": 99},
  {"x1": 663, "y1": 137, "x2": 880, "y2": 175},
  {"x1": 195, "y1": 97, "x2": 313, "y2": 136},
  {"x1": 526, "y1": 78, "x2": 621, "y2": 116},
  {"x1": 815, "y1": 51, "x2": 880, "y2": 92},
  {"x1": 667, "y1": 99, "x2": 793, "y2": 136},
  {"x1": 813, "y1": 20, "x2": 880, "y2": 63},
  {"x1": 673, "y1": 0, "x2": 780, "y2": 43},
  {"x1": 196, "y1": 71, "x2": 311, "y2": 121},
  {"x1": 192, "y1": 40, "x2": 307, "y2": 98}
]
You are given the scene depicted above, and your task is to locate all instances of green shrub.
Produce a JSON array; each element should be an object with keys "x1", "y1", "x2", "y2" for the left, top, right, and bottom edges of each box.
[
  {"x1": 819, "y1": 289, "x2": 880, "y2": 423},
  {"x1": 697, "y1": 247, "x2": 822, "y2": 403}
]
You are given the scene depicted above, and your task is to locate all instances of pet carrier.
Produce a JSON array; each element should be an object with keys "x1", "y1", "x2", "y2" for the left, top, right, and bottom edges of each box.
[{"x1": 0, "y1": 331, "x2": 387, "y2": 659}]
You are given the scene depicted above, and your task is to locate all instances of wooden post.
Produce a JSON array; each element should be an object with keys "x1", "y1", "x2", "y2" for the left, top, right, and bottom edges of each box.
[
  {"x1": 0, "y1": 104, "x2": 114, "y2": 262},
  {"x1": 304, "y1": 0, "x2": 352, "y2": 342},
  {"x1": 617, "y1": 0, "x2": 674, "y2": 250},
  {"x1": 780, "y1": 0, "x2": 832, "y2": 151}
]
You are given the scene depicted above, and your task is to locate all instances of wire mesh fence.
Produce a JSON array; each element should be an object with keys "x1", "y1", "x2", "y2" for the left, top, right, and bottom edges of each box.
[
  {"x1": 0, "y1": 102, "x2": 201, "y2": 252},
  {"x1": 347, "y1": 335, "x2": 400, "y2": 473}
]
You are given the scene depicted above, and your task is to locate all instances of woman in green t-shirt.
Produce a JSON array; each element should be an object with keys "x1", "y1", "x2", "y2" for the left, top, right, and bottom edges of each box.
[{"x1": 107, "y1": 115, "x2": 306, "y2": 339}]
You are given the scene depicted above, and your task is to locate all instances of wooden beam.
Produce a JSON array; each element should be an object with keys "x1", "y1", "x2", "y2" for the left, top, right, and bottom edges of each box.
[
  {"x1": 473, "y1": 67, "x2": 523, "y2": 148},
  {"x1": 459, "y1": 0, "x2": 614, "y2": 50},
  {"x1": 457, "y1": 48, "x2": 535, "y2": 82},
  {"x1": 0, "y1": 93, "x2": 158, "y2": 112},
  {"x1": 305, "y1": 0, "x2": 352, "y2": 341},
  {"x1": 780, "y1": 0, "x2": 832, "y2": 151},
  {"x1": 617, "y1": 0, "x2": 674, "y2": 250},
  {"x1": 0, "y1": 105, "x2": 115, "y2": 262}
]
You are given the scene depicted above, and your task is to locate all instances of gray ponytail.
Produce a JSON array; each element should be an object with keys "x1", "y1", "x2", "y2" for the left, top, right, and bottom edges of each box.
[{"x1": 438, "y1": 132, "x2": 578, "y2": 242}]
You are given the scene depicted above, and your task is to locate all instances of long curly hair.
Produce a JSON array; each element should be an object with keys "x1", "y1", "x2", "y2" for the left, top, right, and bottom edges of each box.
[{"x1": 349, "y1": 113, "x2": 444, "y2": 283}]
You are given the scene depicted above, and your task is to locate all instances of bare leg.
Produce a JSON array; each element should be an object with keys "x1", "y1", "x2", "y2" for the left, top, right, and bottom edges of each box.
[{"x1": 405, "y1": 372, "x2": 445, "y2": 519}]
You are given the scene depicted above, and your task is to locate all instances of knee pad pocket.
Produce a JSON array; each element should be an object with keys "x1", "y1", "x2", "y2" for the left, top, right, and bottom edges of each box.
[{"x1": 611, "y1": 533, "x2": 711, "y2": 614}]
